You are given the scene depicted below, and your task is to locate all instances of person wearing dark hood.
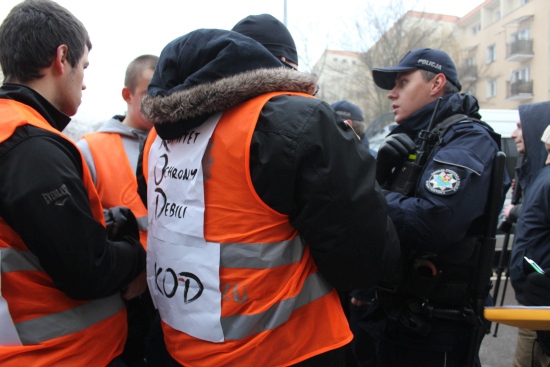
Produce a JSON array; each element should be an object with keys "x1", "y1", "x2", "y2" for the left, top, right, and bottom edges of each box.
[
  {"x1": 509, "y1": 102, "x2": 550, "y2": 367},
  {"x1": 349, "y1": 48, "x2": 505, "y2": 366},
  {"x1": 513, "y1": 124, "x2": 550, "y2": 362},
  {"x1": 0, "y1": 1, "x2": 146, "y2": 365},
  {"x1": 331, "y1": 100, "x2": 377, "y2": 157},
  {"x1": 137, "y1": 26, "x2": 399, "y2": 367}
]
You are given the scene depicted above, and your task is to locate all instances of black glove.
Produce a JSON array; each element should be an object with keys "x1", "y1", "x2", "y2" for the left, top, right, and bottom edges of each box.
[
  {"x1": 104, "y1": 206, "x2": 140, "y2": 242},
  {"x1": 376, "y1": 133, "x2": 416, "y2": 184},
  {"x1": 523, "y1": 269, "x2": 550, "y2": 306}
]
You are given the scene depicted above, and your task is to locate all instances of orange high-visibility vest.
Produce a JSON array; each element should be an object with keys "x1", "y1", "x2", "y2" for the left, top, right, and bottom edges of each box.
[
  {"x1": 82, "y1": 132, "x2": 148, "y2": 248},
  {"x1": 146, "y1": 92, "x2": 352, "y2": 367},
  {"x1": 0, "y1": 99, "x2": 126, "y2": 366}
]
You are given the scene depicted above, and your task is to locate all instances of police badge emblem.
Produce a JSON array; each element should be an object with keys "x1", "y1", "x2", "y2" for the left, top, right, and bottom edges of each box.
[{"x1": 426, "y1": 168, "x2": 460, "y2": 195}]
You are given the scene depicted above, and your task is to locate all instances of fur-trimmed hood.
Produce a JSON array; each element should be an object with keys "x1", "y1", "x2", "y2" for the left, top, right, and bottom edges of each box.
[{"x1": 140, "y1": 28, "x2": 317, "y2": 140}]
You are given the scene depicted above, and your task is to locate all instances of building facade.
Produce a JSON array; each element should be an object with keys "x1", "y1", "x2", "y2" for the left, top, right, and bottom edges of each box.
[
  {"x1": 314, "y1": 0, "x2": 549, "y2": 127},
  {"x1": 457, "y1": 0, "x2": 548, "y2": 108}
]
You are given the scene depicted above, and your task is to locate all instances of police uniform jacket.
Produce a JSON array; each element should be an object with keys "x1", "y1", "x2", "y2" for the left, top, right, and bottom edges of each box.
[{"x1": 384, "y1": 93, "x2": 502, "y2": 253}]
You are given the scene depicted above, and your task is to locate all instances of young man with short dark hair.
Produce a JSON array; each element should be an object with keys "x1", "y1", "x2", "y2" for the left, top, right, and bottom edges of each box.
[{"x1": 0, "y1": 1, "x2": 146, "y2": 365}]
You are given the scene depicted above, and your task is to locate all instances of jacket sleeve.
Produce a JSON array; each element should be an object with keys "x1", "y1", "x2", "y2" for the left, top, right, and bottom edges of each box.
[
  {"x1": 509, "y1": 168, "x2": 550, "y2": 304},
  {"x1": 0, "y1": 130, "x2": 146, "y2": 300},
  {"x1": 509, "y1": 203, "x2": 522, "y2": 223},
  {"x1": 250, "y1": 96, "x2": 399, "y2": 291},
  {"x1": 385, "y1": 124, "x2": 498, "y2": 252}
]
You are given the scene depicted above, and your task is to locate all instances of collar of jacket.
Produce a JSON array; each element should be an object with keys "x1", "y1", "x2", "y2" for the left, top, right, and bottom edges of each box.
[
  {"x1": 391, "y1": 93, "x2": 481, "y2": 142},
  {"x1": 0, "y1": 83, "x2": 71, "y2": 132},
  {"x1": 141, "y1": 67, "x2": 317, "y2": 141}
]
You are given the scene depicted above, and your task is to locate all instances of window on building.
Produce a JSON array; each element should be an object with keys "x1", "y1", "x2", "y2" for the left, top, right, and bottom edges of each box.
[
  {"x1": 486, "y1": 79, "x2": 497, "y2": 98},
  {"x1": 466, "y1": 55, "x2": 476, "y2": 66},
  {"x1": 471, "y1": 23, "x2": 481, "y2": 35},
  {"x1": 494, "y1": 11, "x2": 501, "y2": 22},
  {"x1": 511, "y1": 66, "x2": 530, "y2": 83},
  {"x1": 520, "y1": 0, "x2": 530, "y2": 5},
  {"x1": 486, "y1": 44, "x2": 496, "y2": 64},
  {"x1": 511, "y1": 27, "x2": 530, "y2": 42}
]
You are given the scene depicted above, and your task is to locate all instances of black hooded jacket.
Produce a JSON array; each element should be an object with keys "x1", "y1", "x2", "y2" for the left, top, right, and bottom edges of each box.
[
  {"x1": 509, "y1": 101, "x2": 550, "y2": 304},
  {"x1": 0, "y1": 83, "x2": 146, "y2": 300},
  {"x1": 139, "y1": 29, "x2": 400, "y2": 290}
]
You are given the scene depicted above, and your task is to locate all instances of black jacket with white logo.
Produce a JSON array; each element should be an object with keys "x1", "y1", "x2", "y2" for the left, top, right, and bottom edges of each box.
[{"x1": 0, "y1": 83, "x2": 146, "y2": 300}]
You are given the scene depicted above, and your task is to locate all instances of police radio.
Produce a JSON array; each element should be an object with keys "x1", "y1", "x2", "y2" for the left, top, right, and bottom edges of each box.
[{"x1": 389, "y1": 97, "x2": 443, "y2": 196}]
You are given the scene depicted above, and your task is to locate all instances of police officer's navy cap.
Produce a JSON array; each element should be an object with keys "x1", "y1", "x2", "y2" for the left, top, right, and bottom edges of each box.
[
  {"x1": 372, "y1": 48, "x2": 462, "y2": 92},
  {"x1": 331, "y1": 100, "x2": 364, "y2": 121}
]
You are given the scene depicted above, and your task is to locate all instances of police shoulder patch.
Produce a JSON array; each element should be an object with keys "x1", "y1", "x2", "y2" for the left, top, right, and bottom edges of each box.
[{"x1": 425, "y1": 168, "x2": 460, "y2": 195}]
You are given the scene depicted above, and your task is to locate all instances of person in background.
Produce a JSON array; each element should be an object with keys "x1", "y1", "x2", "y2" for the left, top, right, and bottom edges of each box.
[
  {"x1": 501, "y1": 120, "x2": 525, "y2": 223},
  {"x1": 351, "y1": 48, "x2": 504, "y2": 367},
  {"x1": 77, "y1": 55, "x2": 160, "y2": 367},
  {"x1": 138, "y1": 24, "x2": 399, "y2": 366},
  {"x1": 0, "y1": 1, "x2": 146, "y2": 365},
  {"x1": 509, "y1": 102, "x2": 550, "y2": 367},
  {"x1": 331, "y1": 100, "x2": 377, "y2": 157}
]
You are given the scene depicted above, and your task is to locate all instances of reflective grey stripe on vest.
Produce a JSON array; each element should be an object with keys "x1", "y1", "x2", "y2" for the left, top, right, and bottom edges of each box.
[
  {"x1": 221, "y1": 272, "x2": 332, "y2": 340},
  {"x1": 136, "y1": 216, "x2": 148, "y2": 232},
  {"x1": 1, "y1": 248, "x2": 125, "y2": 344},
  {"x1": 220, "y1": 237, "x2": 304, "y2": 269},
  {"x1": 0, "y1": 248, "x2": 43, "y2": 272},
  {"x1": 16, "y1": 294, "x2": 124, "y2": 344}
]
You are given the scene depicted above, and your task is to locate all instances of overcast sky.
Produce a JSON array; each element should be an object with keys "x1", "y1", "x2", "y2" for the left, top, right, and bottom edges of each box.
[{"x1": 0, "y1": 0, "x2": 485, "y2": 123}]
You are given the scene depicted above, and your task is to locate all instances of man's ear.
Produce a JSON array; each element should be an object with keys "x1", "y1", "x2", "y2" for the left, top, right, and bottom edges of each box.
[
  {"x1": 430, "y1": 73, "x2": 446, "y2": 96},
  {"x1": 53, "y1": 45, "x2": 69, "y2": 74},
  {"x1": 122, "y1": 86, "x2": 132, "y2": 103}
]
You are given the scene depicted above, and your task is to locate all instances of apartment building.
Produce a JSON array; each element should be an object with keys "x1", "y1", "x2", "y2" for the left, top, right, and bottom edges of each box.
[
  {"x1": 313, "y1": 50, "x2": 368, "y2": 115},
  {"x1": 456, "y1": 0, "x2": 549, "y2": 108}
]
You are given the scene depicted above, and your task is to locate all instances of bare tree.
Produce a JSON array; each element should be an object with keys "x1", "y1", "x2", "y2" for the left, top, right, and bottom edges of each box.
[{"x1": 319, "y1": 0, "x2": 461, "y2": 135}]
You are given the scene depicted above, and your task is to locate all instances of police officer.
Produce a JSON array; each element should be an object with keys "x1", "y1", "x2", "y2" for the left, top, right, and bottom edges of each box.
[{"x1": 350, "y1": 48, "x2": 504, "y2": 366}]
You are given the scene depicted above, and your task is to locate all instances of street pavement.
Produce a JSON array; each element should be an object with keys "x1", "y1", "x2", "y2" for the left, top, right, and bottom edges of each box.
[{"x1": 479, "y1": 276, "x2": 518, "y2": 367}]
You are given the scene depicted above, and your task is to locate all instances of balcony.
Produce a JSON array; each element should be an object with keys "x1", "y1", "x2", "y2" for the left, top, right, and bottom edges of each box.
[
  {"x1": 506, "y1": 40, "x2": 534, "y2": 62},
  {"x1": 507, "y1": 80, "x2": 533, "y2": 101},
  {"x1": 460, "y1": 64, "x2": 478, "y2": 82}
]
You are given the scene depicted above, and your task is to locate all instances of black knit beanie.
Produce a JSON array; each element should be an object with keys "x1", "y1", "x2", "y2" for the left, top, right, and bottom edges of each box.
[{"x1": 232, "y1": 14, "x2": 298, "y2": 65}]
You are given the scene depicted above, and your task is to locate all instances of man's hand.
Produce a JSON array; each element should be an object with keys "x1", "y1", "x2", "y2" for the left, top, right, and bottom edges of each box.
[
  {"x1": 376, "y1": 133, "x2": 416, "y2": 184},
  {"x1": 524, "y1": 269, "x2": 550, "y2": 306},
  {"x1": 122, "y1": 271, "x2": 147, "y2": 300},
  {"x1": 502, "y1": 204, "x2": 515, "y2": 219},
  {"x1": 104, "y1": 206, "x2": 140, "y2": 242}
]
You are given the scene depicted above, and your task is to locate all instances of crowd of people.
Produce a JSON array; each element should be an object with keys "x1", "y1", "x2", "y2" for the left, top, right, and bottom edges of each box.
[{"x1": 0, "y1": 1, "x2": 549, "y2": 367}]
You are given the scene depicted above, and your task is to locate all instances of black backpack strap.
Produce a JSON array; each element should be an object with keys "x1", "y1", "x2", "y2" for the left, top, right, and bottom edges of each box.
[{"x1": 431, "y1": 113, "x2": 494, "y2": 141}]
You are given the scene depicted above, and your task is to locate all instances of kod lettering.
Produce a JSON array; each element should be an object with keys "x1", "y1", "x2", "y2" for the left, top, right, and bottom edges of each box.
[{"x1": 155, "y1": 262, "x2": 204, "y2": 304}]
